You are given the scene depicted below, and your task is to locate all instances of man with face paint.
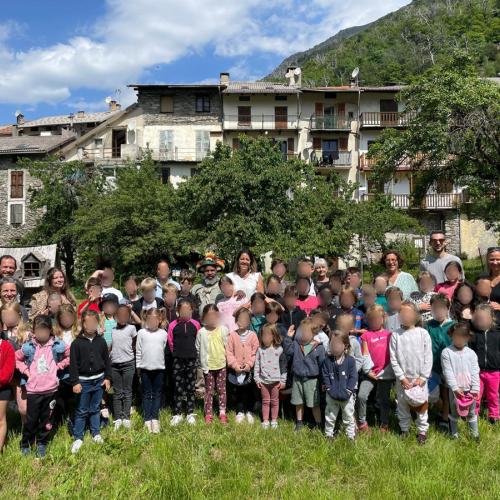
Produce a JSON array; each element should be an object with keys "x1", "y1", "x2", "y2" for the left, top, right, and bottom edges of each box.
[{"x1": 192, "y1": 254, "x2": 224, "y2": 313}]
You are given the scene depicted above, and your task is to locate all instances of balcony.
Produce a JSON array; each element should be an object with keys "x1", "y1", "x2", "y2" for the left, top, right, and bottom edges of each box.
[
  {"x1": 310, "y1": 115, "x2": 354, "y2": 131},
  {"x1": 311, "y1": 150, "x2": 352, "y2": 169},
  {"x1": 223, "y1": 114, "x2": 299, "y2": 130},
  {"x1": 81, "y1": 145, "x2": 142, "y2": 163},
  {"x1": 147, "y1": 147, "x2": 210, "y2": 162},
  {"x1": 360, "y1": 153, "x2": 416, "y2": 171},
  {"x1": 361, "y1": 193, "x2": 464, "y2": 210},
  {"x1": 359, "y1": 112, "x2": 413, "y2": 128}
]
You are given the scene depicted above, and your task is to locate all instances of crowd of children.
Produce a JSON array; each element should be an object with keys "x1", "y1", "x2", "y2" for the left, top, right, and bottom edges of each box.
[{"x1": 0, "y1": 251, "x2": 499, "y2": 458}]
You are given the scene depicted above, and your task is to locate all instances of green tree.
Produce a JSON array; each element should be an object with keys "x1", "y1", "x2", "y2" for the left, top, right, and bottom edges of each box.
[{"x1": 368, "y1": 57, "x2": 500, "y2": 232}]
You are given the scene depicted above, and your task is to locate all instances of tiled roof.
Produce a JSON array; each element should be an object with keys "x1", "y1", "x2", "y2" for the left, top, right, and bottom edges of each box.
[
  {"x1": 223, "y1": 81, "x2": 300, "y2": 94},
  {"x1": 20, "y1": 110, "x2": 121, "y2": 128},
  {"x1": 0, "y1": 125, "x2": 12, "y2": 136},
  {"x1": 0, "y1": 135, "x2": 75, "y2": 154}
]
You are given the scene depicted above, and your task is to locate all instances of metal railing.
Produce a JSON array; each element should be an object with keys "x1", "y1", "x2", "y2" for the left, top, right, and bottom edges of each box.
[
  {"x1": 309, "y1": 115, "x2": 354, "y2": 130},
  {"x1": 82, "y1": 146, "x2": 210, "y2": 162},
  {"x1": 81, "y1": 147, "x2": 124, "y2": 160},
  {"x1": 311, "y1": 150, "x2": 352, "y2": 167},
  {"x1": 359, "y1": 112, "x2": 413, "y2": 127},
  {"x1": 361, "y1": 193, "x2": 464, "y2": 209},
  {"x1": 149, "y1": 148, "x2": 210, "y2": 162},
  {"x1": 223, "y1": 114, "x2": 299, "y2": 130}
]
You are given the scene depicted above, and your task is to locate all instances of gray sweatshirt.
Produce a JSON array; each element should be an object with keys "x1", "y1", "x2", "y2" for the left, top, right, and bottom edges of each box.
[
  {"x1": 254, "y1": 345, "x2": 287, "y2": 385},
  {"x1": 136, "y1": 328, "x2": 168, "y2": 370},
  {"x1": 390, "y1": 326, "x2": 432, "y2": 381},
  {"x1": 441, "y1": 345, "x2": 480, "y2": 392}
]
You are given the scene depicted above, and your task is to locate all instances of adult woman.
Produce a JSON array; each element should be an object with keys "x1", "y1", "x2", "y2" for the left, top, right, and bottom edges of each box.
[
  {"x1": 314, "y1": 258, "x2": 330, "y2": 292},
  {"x1": 29, "y1": 267, "x2": 76, "y2": 320},
  {"x1": 381, "y1": 250, "x2": 418, "y2": 300},
  {"x1": 485, "y1": 247, "x2": 500, "y2": 319},
  {"x1": 0, "y1": 277, "x2": 29, "y2": 321},
  {"x1": 226, "y1": 250, "x2": 264, "y2": 300}
]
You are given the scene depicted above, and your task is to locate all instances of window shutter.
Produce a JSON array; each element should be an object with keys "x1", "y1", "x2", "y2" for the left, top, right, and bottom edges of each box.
[
  {"x1": 195, "y1": 130, "x2": 210, "y2": 160},
  {"x1": 287, "y1": 138, "x2": 294, "y2": 154},
  {"x1": 10, "y1": 204, "x2": 23, "y2": 225},
  {"x1": 312, "y1": 137, "x2": 321, "y2": 150},
  {"x1": 160, "y1": 96, "x2": 173, "y2": 113},
  {"x1": 10, "y1": 171, "x2": 24, "y2": 199},
  {"x1": 232, "y1": 138, "x2": 240, "y2": 150},
  {"x1": 314, "y1": 103, "x2": 324, "y2": 116},
  {"x1": 337, "y1": 103, "x2": 345, "y2": 116},
  {"x1": 339, "y1": 137, "x2": 348, "y2": 151}
]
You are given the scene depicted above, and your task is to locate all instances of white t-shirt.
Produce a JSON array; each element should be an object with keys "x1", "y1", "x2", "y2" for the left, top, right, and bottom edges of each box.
[{"x1": 226, "y1": 272, "x2": 262, "y2": 300}]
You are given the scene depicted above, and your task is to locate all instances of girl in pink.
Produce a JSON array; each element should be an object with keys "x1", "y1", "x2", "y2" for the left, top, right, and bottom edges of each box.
[
  {"x1": 295, "y1": 277, "x2": 319, "y2": 316},
  {"x1": 357, "y1": 304, "x2": 394, "y2": 431},
  {"x1": 216, "y1": 275, "x2": 248, "y2": 332},
  {"x1": 434, "y1": 261, "x2": 463, "y2": 300},
  {"x1": 254, "y1": 323, "x2": 287, "y2": 429}
]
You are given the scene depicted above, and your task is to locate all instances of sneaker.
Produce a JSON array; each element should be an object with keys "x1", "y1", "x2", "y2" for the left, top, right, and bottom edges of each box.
[
  {"x1": 219, "y1": 414, "x2": 228, "y2": 424},
  {"x1": 170, "y1": 415, "x2": 183, "y2": 427},
  {"x1": 437, "y1": 418, "x2": 450, "y2": 433},
  {"x1": 295, "y1": 420, "x2": 304, "y2": 432},
  {"x1": 36, "y1": 444, "x2": 46, "y2": 458},
  {"x1": 417, "y1": 433, "x2": 427, "y2": 445},
  {"x1": 205, "y1": 415, "x2": 213, "y2": 424},
  {"x1": 114, "y1": 419, "x2": 122, "y2": 431},
  {"x1": 246, "y1": 412, "x2": 255, "y2": 424},
  {"x1": 151, "y1": 420, "x2": 161, "y2": 434},
  {"x1": 71, "y1": 439, "x2": 83, "y2": 454},
  {"x1": 261, "y1": 421, "x2": 270, "y2": 429},
  {"x1": 270, "y1": 420, "x2": 278, "y2": 429},
  {"x1": 380, "y1": 424, "x2": 389, "y2": 433},
  {"x1": 122, "y1": 419, "x2": 131, "y2": 429},
  {"x1": 144, "y1": 420, "x2": 152, "y2": 432},
  {"x1": 235, "y1": 412, "x2": 245, "y2": 424},
  {"x1": 186, "y1": 413, "x2": 196, "y2": 425},
  {"x1": 21, "y1": 447, "x2": 31, "y2": 456},
  {"x1": 92, "y1": 434, "x2": 104, "y2": 444},
  {"x1": 473, "y1": 435, "x2": 480, "y2": 444},
  {"x1": 357, "y1": 422, "x2": 370, "y2": 433}
]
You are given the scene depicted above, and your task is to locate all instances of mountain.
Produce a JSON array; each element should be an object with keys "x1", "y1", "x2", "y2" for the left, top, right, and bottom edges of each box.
[{"x1": 267, "y1": 0, "x2": 499, "y2": 86}]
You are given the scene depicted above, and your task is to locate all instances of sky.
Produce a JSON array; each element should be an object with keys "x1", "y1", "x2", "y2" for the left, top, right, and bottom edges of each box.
[{"x1": 0, "y1": 0, "x2": 410, "y2": 124}]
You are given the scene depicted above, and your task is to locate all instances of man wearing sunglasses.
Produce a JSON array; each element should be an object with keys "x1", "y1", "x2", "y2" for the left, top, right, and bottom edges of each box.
[{"x1": 420, "y1": 230, "x2": 463, "y2": 284}]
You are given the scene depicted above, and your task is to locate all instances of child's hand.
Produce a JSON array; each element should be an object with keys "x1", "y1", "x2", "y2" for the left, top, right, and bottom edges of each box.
[
  {"x1": 278, "y1": 383, "x2": 285, "y2": 390},
  {"x1": 73, "y1": 384, "x2": 82, "y2": 394},
  {"x1": 102, "y1": 379, "x2": 111, "y2": 391},
  {"x1": 256, "y1": 382, "x2": 262, "y2": 389},
  {"x1": 415, "y1": 378, "x2": 425, "y2": 387},
  {"x1": 287, "y1": 325, "x2": 295, "y2": 337},
  {"x1": 419, "y1": 302, "x2": 432, "y2": 311},
  {"x1": 401, "y1": 378, "x2": 412, "y2": 390},
  {"x1": 454, "y1": 389, "x2": 465, "y2": 398},
  {"x1": 470, "y1": 391, "x2": 479, "y2": 397},
  {"x1": 234, "y1": 290, "x2": 246, "y2": 300},
  {"x1": 368, "y1": 370, "x2": 378, "y2": 380},
  {"x1": 321, "y1": 385, "x2": 328, "y2": 392}
]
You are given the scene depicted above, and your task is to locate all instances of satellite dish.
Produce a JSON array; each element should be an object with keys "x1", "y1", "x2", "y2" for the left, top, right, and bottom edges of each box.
[
  {"x1": 294, "y1": 67, "x2": 302, "y2": 75},
  {"x1": 105, "y1": 96, "x2": 112, "y2": 104},
  {"x1": 351, "y1": 67, "x2": 360, "y2": 79},
  {"x1": 14, "y1": 110, "x2": 21, "y2": 118}
]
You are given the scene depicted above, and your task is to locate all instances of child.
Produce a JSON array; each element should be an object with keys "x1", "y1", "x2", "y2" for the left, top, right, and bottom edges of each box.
[
  {"x1": 345, "y1": 267, "x2": 362, "y2": 300},
  {"x1": 358, "y1": 305, "x2": 394, "y2": 432},
  {"x1": 216, "y1": 275, "x2": 247, "y2": 333},
  {"x1": 265, "y1": 274, "x2": 284, "y2": 304},
  {"x1": 426, "y1": 294, "x2": 454, "y2": 430},
  {"x1": 286, "y1": 318, "x2": 325, "y2": 431},
  {"x1": 310, "y1": 309, "x2": 330, "y2": 352},
  {"x1": 264, "y1": 301, "x2": 287, "y2": 338},
  {"x1": 469, "y1": 303, "x2": 500, "y2": 424},
  {"x1": 390, "y1": 301, "x2": 432, "y2": 444},
  {"x1": 69, "y1": 309, "x2": 111, "y2": 454},
  {"x1": 450, "y1": 282, "x2": 477, "y2": 321},
  {"x1": 47, "y1": 292, "x2": 62, "y2": 320},
  {"x1": 254, "y1": 323, "x2": 287, "y2": 429},
  {"x1": 295, "y1": 277, "x2": 320, "y2": 316},
  {"x1": 111, "y1": 305, "x2": 137, "y2": 430},
  {"x1": 359, "y1": 285, "x2": 377, "y2": 315},
  {"x1": 77, "y1": 277, "x2": 102, "y2": 317},
  {"x1": 435, "y1": 261, "x2": 463, "y2": 300},
  {"x1": 322, "y1": 330, "x2": 358, "y2": 440},
  {"x1": 441, "y1": 322, "x2": 480, "y2": 440},
  {"x1": 410, "y1": 271, "x2": 437, "y2": 322},
  {"x1": 16, "y1": 315, "x2": 69, "y2": 457},
  {"x1": 196, "y1": 304, "x2": 229, "y2": 424},
  {"x1": 475, "y1": 276, "x2": 492, "y2": 304},
  {"x1": 163, "y1": 283, "x2": 179, "y2": 324},
  {"x1": 329, "y1": 270, "x2": 345, "y2": 306},
  {"x1": 132, "y1": 277, "x2": 165, "y2": 319},
  {"x1": 317, "y1": 285, "x2": 336, "y2": 319},
  {"x1": 101, "y1": 293, "x2": 119, "y2": 347},
  {"x1": 0, "y1": 333, "x2": 15, "y2": 452},
  {"x1": 136, "y1": 308, "x2": 167, "y2": 433},
  {"x1": 335, "y1": 312, "x2": 366, "y2": 373},
  {"x1": 226, "y1": 307, "x2": 259, "y2": 424},
  {"x1": 124, "y1": 275, "x2": 140, "y2": 304},
  {"x1": 385, "y1": 287, "x2": 403, "y2": 332},
  {"x1": 373, "y1": 275, "x2": 389, "y2": 311},
  {"x1": 250, "y1": 292, "x2": 267, "y2": 334},
  {"x1": 179, "y1": 270, "x2": 198, "y2": 318},
  {"x1": 279, "y1": 285, "x2": 306, "y2": 332},
  {"x1": 168, "y1": 300, "x2": 201, "y2": 426}
]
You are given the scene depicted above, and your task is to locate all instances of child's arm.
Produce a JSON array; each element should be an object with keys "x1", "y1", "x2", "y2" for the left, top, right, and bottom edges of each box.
[
  {"x1": 195, "y1": 329, "x2": 202, "y2": 366},
  {"x1": 346, "y1": 358, "x2": 358, "y2": 394},
  {"x1": 167, "y1": 321, "x2": 176, "y2": 353},
  {"x1": 225, "y1": 335, "x2": 238, "y2": 371},
  {"x1": 470, "y1": 351, "x2": 480, "y2": 394},
  {"x1": 389, "y1": 333, "x2": 406, "y2": 384},
  {"x1": 130, "y1": 308, "x2": 141, "y2": 325},
  {"x1": 102, "y1": 340, "x2": 112, "y2": 390},
  {"x1": 69, "y1": 341, "x2": 81, "y2": 391},
  {"x1": 320, "y1": 358, "x2": 330, "y2": 390},
  {"x1": 245, "y1": 334, "x2": 259, "y2": 370},
  {"x1": 441, "y1": 349, "x2": 459, "y2": 393},
  {"x1": 253, "y1": 350, "x2": 261, "y2": 386},
  {"x1": 279, "y1": 350, "x2": 287, "y2": 386},
  {"x1": 15, "y1": 347, "x2": 29, "y2": 378},
  {"x1": 56, "y1": 344, "x2": 71, "y2": 371},
  {"x1": 420, "y1": 330, "x2": 433, "y2": 382},
  {"x1": 135, "y1": 332, "x2": 142, "y2": 367},
  {"x1": 316, "y1": 344, "x2": 325, "y2": 367},
  {"x1": 0, "y1": 343, "x2": 15, "y2": 387}
]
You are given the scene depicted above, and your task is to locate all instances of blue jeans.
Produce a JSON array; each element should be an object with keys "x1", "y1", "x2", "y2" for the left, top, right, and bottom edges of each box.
[
  {"x1": 141, "y1": 369, "x2": 164, "y2": 420},
  {"x1": 73, "y1": 376, "x2": 104, "y2": 440}
]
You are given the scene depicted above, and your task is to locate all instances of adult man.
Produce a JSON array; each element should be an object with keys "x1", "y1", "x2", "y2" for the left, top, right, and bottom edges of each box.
[
  {"x1": 191, "y1": 255, "x2": 224, "y2": 311},
  {"x1": 296, "y1": 257, "x2": 316, "y2": 296},
  {"x1": 420, "y1": 230, "x2": 463, "y2": 285},
  {"x1": 89, "y1": 262, "x2": 123, "y2": 302},
  {"x1": 0, "y1": 255, "x2": 24, "y2": 303},
  {"x1": 155, "y1": 258, "x2": 180, "y2": 298},
  {"x1": 0, "y1": 277, "x2": 28, "y2": 321}
]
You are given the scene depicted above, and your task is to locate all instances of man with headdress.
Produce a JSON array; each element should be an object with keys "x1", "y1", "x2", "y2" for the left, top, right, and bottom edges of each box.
[{"x1": 191, "y1": 253, "x2": 225, "y2": 312}]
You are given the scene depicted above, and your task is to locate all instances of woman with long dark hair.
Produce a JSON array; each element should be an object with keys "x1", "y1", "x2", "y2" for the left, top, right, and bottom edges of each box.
[{"x1": 226, "y1": 249, "x2": 264, "y2": 300}]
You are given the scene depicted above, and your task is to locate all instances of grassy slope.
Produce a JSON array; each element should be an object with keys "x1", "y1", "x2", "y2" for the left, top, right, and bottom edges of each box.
[{"x1": 2, "y1": 410, "x2": 500, "y2": 498}]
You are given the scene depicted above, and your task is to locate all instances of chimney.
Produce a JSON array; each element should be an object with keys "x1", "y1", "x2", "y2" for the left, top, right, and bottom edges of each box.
[
  {"x1": 109, "y1": 100, "x2": 121, "y2": 111},
  {"x1": 219, "y1": 72, "x2": 230, "y2": 84},
  {"x1": 77, "y1": 110, "x2": 85, "y2": 118}
]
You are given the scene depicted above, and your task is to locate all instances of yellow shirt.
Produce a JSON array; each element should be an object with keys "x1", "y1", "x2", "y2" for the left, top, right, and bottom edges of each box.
[{"x1": 207, "y1": 327, "x2": 226, "y2": 371}]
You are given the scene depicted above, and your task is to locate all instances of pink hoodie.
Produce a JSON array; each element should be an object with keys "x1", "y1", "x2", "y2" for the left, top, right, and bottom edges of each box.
[{"x1": 16, "y1": 337, "x2": 70, "y2": 394}]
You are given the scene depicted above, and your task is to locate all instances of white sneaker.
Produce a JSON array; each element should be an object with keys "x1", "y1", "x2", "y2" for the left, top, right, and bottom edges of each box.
[
  {"x1": 151, "y1": 420, "x2": 161, "y2": 434},
  {"x1": 170, "y1": 415, "x2": 183, "y2": 426},
  {"x1": 71, "y1": 439, "x2": 83, "y2": 454},
  {"x1": 261, "y1": 421, "x2": 270, "y2": 429},
  {"x1": 113, "y1": 419, "x2": 122, "y2": 431},
  {"x1": 144, "y1": 420, "x2": 152, "y2": 432},
  {"x1": 271, "y1": 420, "x2": 278, "y2": 429},
  {"x1": 186, "y1": 414, "x2": 196, "y2": 425},
  {"x1": 235, "y1": 412, "x2": 245, "y2": 423},
  {"x1": 92, "y1": 434, "x2": 104, "y2": 444},
  {"x1": 122, "y1": 419, "x2": 131, "y2": 429},
  {"x1": 246, "y1": 412, "x2": 255, "y2": 424}
]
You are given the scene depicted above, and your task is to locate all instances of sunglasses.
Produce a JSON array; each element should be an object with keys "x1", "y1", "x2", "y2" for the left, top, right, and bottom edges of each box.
[{"x1": 431, "y1": 238, "x2": 445, "y2": 243}]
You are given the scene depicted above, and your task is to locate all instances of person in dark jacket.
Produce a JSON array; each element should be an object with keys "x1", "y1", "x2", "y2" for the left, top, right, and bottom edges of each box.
[
  {"x1": 279, "y1": 285, "x2": 307, "y2": 333},
  {"x1": 321, "y1": 330, "x2": 358, "y2": 440},
  {"x1": 469, "y1": 303, "x2": 500, "y2": 423},
  {"x1": 69, "y1": 309, "x2": 111, "y2": 454}
]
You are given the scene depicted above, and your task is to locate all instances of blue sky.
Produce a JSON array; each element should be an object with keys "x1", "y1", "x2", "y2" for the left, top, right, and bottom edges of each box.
[{"x1": 0, "y1": 0, "x2": 410, "y2": 124}]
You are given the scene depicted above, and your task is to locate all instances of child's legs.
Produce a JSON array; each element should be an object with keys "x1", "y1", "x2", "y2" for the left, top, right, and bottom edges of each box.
[
  {"x1": 448, "y1": 389, "x2": 459, "y2": 436},
  {"x1": 304, "y1": 378, "x2": 321, "y2": 423},
  {"x1": 215, "y1": 368, "x2": 227, "y2": 413},
  {"x1": 357, "y1": 379, "x2": 375, "y2": 424},
  {"x1": 324, "y1": 394, "x2": 340, "y2": 437},
  {"x1": 184, "y1": 359, "x2": 197, "y2": 414},
  {"x1": 121, "y1": 362, "x2": 135, "y2": 419},
  {"x1": 88, "y1": 378, "x2": 104, "y2": 436},
  {"x1": 172, "y1": 358, "x2": 186, "y2": 415},
  {"x1": 482, "y1": 371, "x2": 500, "y2": 420},
  {"x1": 36, "y1": 393, "x2": 56, "y2": 446},
  {"x1": 260, "y1": 384, "x2": 272, "y2": 422},
  {"x1": 150, "y1": 370, "x2": 164, "y2": 420},
  {"x1": 440, "y1": 383, "x2": 450, "y2": 420},
  {"x1": 295, "y1": 404, "x2": 304, "y2": 421},
  {"x1": 269, "y1": 383, "x2": 280, "y2": 421},
  {"x1": 341, "y1": 395, "x2": 356, "y2": 439},
  {"x1": 21, "y1": 393, "x2": 41, "y2": 448},
  {"x1": 204, "y1": 371, "x2": 215, "y2": 416},
  {"x1": 0, "y1": 400, "x2": 8, "y2": 451},
  {"x1": 311, "y1": 405, "x2": 322, "y2": 424},
  {"x1": 112, "y1": 364, "x2": 125, "y2": 419},
  {"x1": 15, "y1": 384, "x2": 27, "y2": 423},
  {"x1": 467, "y1": 401, "x2": 479, "y2": 437},
  {"x1": 395, "y1": 383, "x2": 411, "y2": 432},
  {"x1": 415, "y1": 407, "x2": 429, "y2": 434},
  {"x1": 376, "y1": 380, "x2": 393, "y2": 426},
  {"x1": 477, "y1": 371, "x2": 487, "y2": 415},
  {"x1": 73, "y1": 382, "x2": 93, "y2": 440},
  {"x1": 141, "y1": 370, "x2": 154, "y2": 421}
]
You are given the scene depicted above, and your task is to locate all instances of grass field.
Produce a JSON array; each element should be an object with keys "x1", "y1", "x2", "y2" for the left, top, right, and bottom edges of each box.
[{"x1": 2, "y1": 408, "x2": 500, "y2": 499}]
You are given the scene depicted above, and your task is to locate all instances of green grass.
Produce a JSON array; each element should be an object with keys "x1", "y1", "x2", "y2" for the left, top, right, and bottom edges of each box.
[{"x1": 2, "y1": 409, "x2": 500, "y2": 499}]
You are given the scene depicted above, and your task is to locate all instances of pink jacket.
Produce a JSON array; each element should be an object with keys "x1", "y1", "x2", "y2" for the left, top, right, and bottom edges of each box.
[
  {"x1": 226, "y1": 330, "x2": 259, "y2": 371},
  {"x1": 16, "y1": 338, "x2": 70, "y2": 394}
]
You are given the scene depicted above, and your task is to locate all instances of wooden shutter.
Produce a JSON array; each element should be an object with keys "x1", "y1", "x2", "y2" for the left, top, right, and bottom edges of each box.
[
  {"x1": 312, "y1": 137, "x2": 322, "y2": 150},
  {"x1": 10, "y1": 204, "x2": 23, "y2": 225},
  {"x1": 160, "y1": 96, "x2": 173, "y2": 113},
  {"x1": 10, "y1": 171, "x2": 24, "y2": 199},
  {"x1": 232, "y1": 138, "x2": 240, "y2": 150},
  {"x1": 315, "y1": 103, "x2": 324, "y2": 116},
  {"x1": 287, "y1": 138, "x2": 294, "y2": 154},
  {"x1": 275, "y1": 106, "x2": 288, "y2": 129},
  {"x1": 338, "y1": 137, "x2": 348, "y2": 151},
  {"x1": 238, "y1": 106, "x2": 251, "y2": 125}
]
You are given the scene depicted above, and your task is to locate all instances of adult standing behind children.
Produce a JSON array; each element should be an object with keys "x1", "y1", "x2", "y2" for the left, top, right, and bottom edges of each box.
[
  {"x1": 192, "y1": 255, "x2": 224, "y2": 311},
  {"x1": 420, "y1": 231, "x2": 463, "y2": 285},
  {"x1": 155, "y1": 258, "x2": 180, "y2": 298},
  {"x1": 381, "y1": 250, "x2": 418, "y2": 300},
  {"x1": 226, "y1": 249, "x2": 264, "y2": 300}
]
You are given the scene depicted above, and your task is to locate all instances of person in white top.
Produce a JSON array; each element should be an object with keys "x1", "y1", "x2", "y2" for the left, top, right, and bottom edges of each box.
[
  {"x1": 226, "y1": 249, "x2": 264, "y2": 300},
  {"x1": 89, "y1": 264, "x2": 123, "y2": 302}
]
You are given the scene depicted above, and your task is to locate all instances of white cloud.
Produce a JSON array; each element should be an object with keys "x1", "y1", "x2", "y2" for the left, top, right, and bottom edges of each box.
[{"x1": 0, "y1": 0, "x2": 410, "y2": 105}]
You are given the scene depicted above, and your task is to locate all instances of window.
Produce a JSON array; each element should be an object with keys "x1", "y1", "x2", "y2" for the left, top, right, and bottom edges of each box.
[
  {"x1": 195, "y1": 130, "x2": 210, "y2": 160},
  {"x1": 160, "y1": 167, "x2": 170, "y2": 184},
  {"x1": 238, "y1": 106, "x2": 251, "y2": 126},
  {"x1": 9, "y1": 203, "x2": 23, "y2": 226},
  {"x1": 159, "y1": 130, "x2": 174, "y2": 160},
  {"x1": 23, "y1": 257, "x2": 41, "y2": 278},
  {"x1": 238, "y1": 96, "x2": 250, "y2": 102},
  {"x1": 94, "y1": 138, "x2": 103, "y2": 146},
  {"x1": 190, "y1": 168, "x2": 197, "y2": 177},
  {"x1": 275, "y1": 95, "x2": 287, "y2": 101},
  {"x1": 160, "y1": 95, "x2": 174, "y2": 113},
  {"x1": 325, "y1": 92, "x2": 337, "y2": 99},
  {"x1": 10, "y1": 171, "x2": 24, "y2": 199},
  {"x1": 195, "y1": 95, "x2": 210, "y2": 113}
]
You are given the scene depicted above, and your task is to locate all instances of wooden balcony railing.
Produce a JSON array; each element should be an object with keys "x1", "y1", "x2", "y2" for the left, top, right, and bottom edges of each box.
[
  {"x1": 223, "y1": 114, "x2": 299, "y2": 130},
  {"x1": 149, "y1": 148, "x2": 210, "y2": 162},
  {"x1": 81, "y1": 147, "x2": 124, "y2": 160},
  {"x1": 360, "y1": 153, "x2": 415, "y2": 171},
  {"x1": 81, "y1": 146, "x2": 210, "y2": 163},
  {"x1": 361, "y1": 193, "x2": 464, "y2": 209},
  {"x1": 310, "y1": 115, "x2": 354, "y2": 130},
  {"x1": 360, "y1": 112, "x2": 413, "y2": 127},
  {"x1": 311, "y1": 150, "x2": 352, "y2": 168}
]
